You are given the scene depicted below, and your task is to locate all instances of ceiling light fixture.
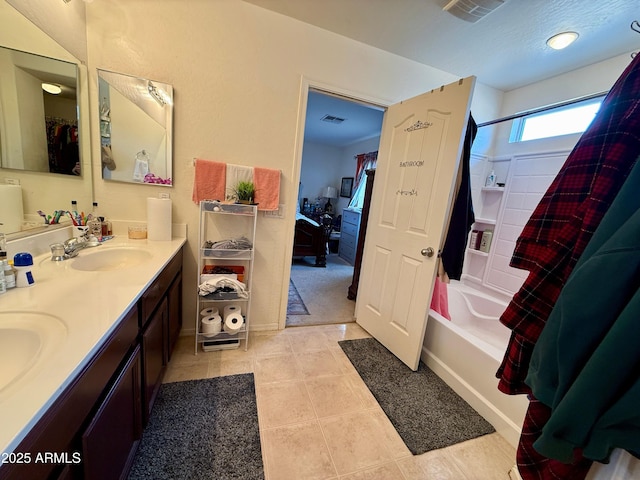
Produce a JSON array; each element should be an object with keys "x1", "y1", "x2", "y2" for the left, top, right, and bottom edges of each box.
[
  {"x1": 546, "y1": 31, "x2": 579, "y2": 50},
  {"x1": 42, "y1": 83, "x2": 62, "y2": 95}
]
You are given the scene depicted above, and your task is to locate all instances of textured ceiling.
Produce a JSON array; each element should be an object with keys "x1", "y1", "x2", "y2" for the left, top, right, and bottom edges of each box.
[
  {"x1": 243, "y1": 0, "x2": 640, "y2": 92},
  {"x1": 304, "y1": 91, "x2": 385, "y2": 147}
]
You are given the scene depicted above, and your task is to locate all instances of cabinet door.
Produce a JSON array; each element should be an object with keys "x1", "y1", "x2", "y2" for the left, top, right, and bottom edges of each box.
[
  {"x1": 167, "y1": 272, "x2": 182, "y2": 360},
  {"x1": 142, "y1": 298, "x2": 168, "y2": 424},
  {"x1": 82, "y1": 346, "x2": 142, "y2": 480}
]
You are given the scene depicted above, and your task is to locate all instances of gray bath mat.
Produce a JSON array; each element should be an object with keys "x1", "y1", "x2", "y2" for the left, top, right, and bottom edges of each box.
[
  {"x1": 128, "y1": 374, "x2": 263, "y2": 480},
  {"x1": 339, "y1": 337, "x2": 495, "y2": 455}
]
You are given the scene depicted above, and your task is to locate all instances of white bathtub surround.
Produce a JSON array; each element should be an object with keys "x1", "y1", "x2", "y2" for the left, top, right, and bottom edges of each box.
[{"x1": 422, "y1": 281, "x2": 528, "y2": 448}]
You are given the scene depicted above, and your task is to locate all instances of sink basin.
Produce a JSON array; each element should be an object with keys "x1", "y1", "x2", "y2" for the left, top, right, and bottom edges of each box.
[
  {"x1": 71, "y1": 247, "x2": 152, "y2": 271},
  {"x1": 0, "y1": 312, "x2": 67, "y2": 396}
]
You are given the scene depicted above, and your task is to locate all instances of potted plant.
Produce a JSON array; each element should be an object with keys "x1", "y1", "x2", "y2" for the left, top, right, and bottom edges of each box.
[{"x1": 234, "y1": 180, "x2": 256, "y2": 204}]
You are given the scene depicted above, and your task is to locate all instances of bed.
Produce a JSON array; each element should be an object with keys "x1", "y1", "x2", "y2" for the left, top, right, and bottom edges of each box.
[{"x1": 293, "y1": 213, "x2": 332, "y2": 267}]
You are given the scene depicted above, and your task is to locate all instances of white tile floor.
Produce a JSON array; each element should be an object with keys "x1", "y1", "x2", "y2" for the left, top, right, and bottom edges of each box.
[{"x1": 164, "y1": 323, "x2": 516, "y2": 479}]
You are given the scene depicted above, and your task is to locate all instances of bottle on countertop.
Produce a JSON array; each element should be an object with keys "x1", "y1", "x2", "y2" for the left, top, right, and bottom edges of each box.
[
  {"x1": 0, "y1": 265, "x2": 5, "y2": 295},
  {"x1": 14, "y1": 252, "x2": 35, "y2": 288},
  {"x1": 0, "y1": 234, "x2": 8, "y2": 292},
  {"x1": 2, "y1": 260, "x2": 15, "y2": 289},
  {"x1": 100, "y1": 217, "x2": 112, "y2": 236}
]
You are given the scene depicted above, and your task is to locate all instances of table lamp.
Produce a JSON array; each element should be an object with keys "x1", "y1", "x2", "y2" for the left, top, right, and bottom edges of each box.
[{"x1": 322, "y1": 186, "x2": 338, "y2": 214}]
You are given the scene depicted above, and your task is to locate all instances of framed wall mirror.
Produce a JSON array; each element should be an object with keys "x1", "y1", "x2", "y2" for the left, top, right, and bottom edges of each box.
[
  {"x1": 0, "y1": 46, "x2": 80, "y2": 176},
  {"x1": 0, "y1": 0, "x2": 93, "y2": 239},
  {"x1": 98, "y1": 69, "x2": 173, "y2": 186}
]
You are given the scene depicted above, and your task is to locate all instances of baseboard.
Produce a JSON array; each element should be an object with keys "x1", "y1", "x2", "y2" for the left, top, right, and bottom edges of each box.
[{"x1": 421, "y1": 345, "x2": 524, "y2": 448}]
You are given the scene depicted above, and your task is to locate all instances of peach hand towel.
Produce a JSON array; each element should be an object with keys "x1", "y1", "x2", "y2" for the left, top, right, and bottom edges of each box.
[
  {"x1": 254, "y1": 167, "x2": 281, "y2": 211},
  {"x1": 192, "y1": 159, "x2": 226, "y2": 204}
]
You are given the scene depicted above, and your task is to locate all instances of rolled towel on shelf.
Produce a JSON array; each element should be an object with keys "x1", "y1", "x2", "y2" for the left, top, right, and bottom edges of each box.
[{"x1": 198, "y1": 277, "x2": 248, "y2": 298}]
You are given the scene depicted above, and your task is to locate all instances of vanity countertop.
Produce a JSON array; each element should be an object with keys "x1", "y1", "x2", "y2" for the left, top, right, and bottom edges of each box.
[{"x1": 0, "y1": 233, "x2": 186, "y2": 456}]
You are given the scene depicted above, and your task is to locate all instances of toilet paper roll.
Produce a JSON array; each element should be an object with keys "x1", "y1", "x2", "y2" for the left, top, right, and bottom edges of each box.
[
  {"x1": 200, "y1": 307, "x2": 219, "y2": 318},
  {"x1": 147, "y1": 197, "x2": 172, "y2": 241},
  {"x1": 201, "y1": 314, "x2": 222, "y2": 336},
  {"x1": 0, "y1": 184, "x2": 24, "y2": 233},
  {"x1": 224, "y1": 312, "x2": 244, "y2": 334},
  {"x1": 223, "y1": 304, "x2": 241, "y2": 317}
]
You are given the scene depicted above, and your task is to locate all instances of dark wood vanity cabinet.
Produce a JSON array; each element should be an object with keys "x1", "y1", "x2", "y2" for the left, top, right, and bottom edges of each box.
[
  {"x1": 0, "y1": 306, "x2": 140, "y2": 480},
  {"x1": 141, "y1": 297, "x2": 167, "y2": 424},
  {"x1": 81, "y1": 346, "x2": 142, "y2": 480},
  {"x1": 139, "y1": 249, "x2": 182, "y2": 425},
  {"x1": 0, "y1": 249, "x2": 183, "y2": 480},
  {"x1": 167, "y1": 272, "x2": 183, "y2": 361}
]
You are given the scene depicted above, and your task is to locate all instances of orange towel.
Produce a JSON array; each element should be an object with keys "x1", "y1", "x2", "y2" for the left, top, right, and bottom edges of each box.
[
  {"x1": 192, "y1": 159, "x2": 226, "y2": 204},
  {"x1": 254, "y1": 167, "x2": 281, "y2": 211}
]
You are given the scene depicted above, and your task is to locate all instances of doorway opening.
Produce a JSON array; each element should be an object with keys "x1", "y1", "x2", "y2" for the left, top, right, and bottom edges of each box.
[{"x1": 286, "y1": 88, "x2": 384, "y2": 328}]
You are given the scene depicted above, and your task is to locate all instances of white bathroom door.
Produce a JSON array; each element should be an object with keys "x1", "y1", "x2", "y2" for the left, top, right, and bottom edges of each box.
[{"x1": 356, "y1": 77, "x2": 475, "y2": 370}]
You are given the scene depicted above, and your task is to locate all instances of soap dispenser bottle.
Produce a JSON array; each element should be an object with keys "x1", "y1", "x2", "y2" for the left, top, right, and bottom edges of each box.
[
  {"x1": 14, "y1": 253, "x2": 34, "y2": 288},
  {"x1": 485, "y1": 170, "x2": 496, "y2": 187}
]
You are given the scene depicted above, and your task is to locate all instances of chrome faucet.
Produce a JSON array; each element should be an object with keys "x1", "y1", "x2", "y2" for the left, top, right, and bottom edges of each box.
[{"x1": 50, "y1": 236, "x2": 101, "y2": 261}]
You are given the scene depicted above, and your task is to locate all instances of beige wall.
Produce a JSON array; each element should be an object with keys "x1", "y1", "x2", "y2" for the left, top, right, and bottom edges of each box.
[
  {"x1": 85, "y1": 0, "x2": 496, "y2": 332},
  {"x1": 3, "y1": 0, "x2": 503, "y2": 331},
  {"x1": 6, "y1": 0, "x2": 88, "y2": 62}
]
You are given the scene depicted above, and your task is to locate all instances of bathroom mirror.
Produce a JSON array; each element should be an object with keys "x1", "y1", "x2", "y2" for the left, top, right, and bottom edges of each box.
[
  {"x1": 0, "y1": 1, "x2": 93, "y2": 239},
  {"x1": 98, "y1": 69, "x2": 173, "y2": 186},
  {"x1": 0, "y1": 45, "x2": 80, "y2": 175}
]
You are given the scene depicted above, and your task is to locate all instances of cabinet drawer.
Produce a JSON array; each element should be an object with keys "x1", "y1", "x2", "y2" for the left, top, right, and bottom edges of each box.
[
  {"x1": 140, "y1": 249, "x2": 182, "y2": 327},
  {"x1": 340, "y1": 232, "x2": 357, "y2": 251},
  {"x1": 341, "y1": 220, "x2": 359, "y2": 237},
  {"x1": 342, "y1": 209, "x2": 360, "y2": 226}
]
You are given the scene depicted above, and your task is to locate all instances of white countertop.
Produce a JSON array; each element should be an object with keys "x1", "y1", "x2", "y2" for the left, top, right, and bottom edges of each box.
[{"x1": 0, "y1": 231, "x2": 186, "y2": 455}]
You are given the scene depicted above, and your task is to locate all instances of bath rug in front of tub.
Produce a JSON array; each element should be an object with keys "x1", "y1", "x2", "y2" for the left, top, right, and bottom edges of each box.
[
  {"x1": 339, "y1": 337, "x2": 495, "y2": 455},
  {"x1": 128, "y1": 374, "x2": 264, "y2": 480},
  {"x1": 287, "y1": 279, "x2": 309, "y2": 315}
]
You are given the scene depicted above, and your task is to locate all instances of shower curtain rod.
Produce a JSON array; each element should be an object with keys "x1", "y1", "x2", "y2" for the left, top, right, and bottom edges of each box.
[{"x1": 476, "y1": 91, "x2": 607, "y2": 128}]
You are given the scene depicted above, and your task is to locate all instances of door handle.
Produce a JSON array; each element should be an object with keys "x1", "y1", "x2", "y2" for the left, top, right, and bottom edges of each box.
[{"x1": 421, "y1": 247, "x2": 434, "y2": 257}]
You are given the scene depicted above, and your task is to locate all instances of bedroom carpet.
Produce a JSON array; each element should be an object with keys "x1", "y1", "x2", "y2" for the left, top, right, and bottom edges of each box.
[
  {"x1": 128, "y1": 374, "x2": 263, "y2": 480},
  {"x1": 287, "y1": 254, "x2": 355, "y2": 327},
  {"x1": 339, "y1": 337, "x2": 495, "y2": 455}
]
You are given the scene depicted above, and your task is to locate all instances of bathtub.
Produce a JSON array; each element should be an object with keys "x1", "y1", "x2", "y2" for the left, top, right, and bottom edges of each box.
[
  {"x1": 422, "y1": 281, "x2": 528, "y2": 447},
  {"x1": 422, "y1": 281, "x2": 640, "y2": 478}
]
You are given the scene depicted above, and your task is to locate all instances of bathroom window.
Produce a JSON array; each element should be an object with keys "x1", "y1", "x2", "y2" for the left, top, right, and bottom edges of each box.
[{"x1": 509, "y1": 95, "x2": 605, "y2": 142}]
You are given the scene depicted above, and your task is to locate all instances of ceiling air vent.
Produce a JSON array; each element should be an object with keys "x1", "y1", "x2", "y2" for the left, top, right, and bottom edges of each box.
[
  {"x1": 321, "y1": 114, "x2": 346, "y2": 124},
  {"x1": 443, "y1": 0, "x2": 505, "y2": 23}
]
